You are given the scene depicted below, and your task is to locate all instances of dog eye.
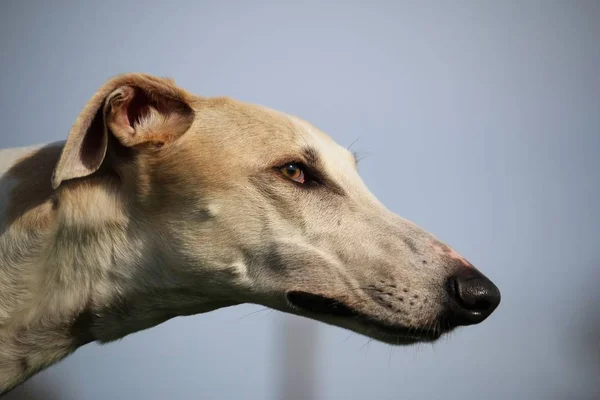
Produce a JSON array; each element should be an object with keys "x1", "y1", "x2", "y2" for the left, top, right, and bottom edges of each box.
[{"x1": 280, "y1": 163, "x2": 305, "y2": 184}]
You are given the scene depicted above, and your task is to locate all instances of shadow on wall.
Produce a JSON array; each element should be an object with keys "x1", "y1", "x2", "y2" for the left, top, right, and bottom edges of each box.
[{"x1": 551, "y1": 260, "x2": 600, "y2": 400}]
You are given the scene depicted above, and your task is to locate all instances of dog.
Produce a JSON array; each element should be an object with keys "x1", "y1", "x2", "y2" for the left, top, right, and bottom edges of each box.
[{"x1": 0, "y1": 73, "x2": 500, "y2": 392}]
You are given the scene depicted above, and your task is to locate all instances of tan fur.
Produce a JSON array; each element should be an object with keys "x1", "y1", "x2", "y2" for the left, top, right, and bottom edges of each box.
[{"x1": 0, "y1": 73, "x2": 498, "y2": 393}]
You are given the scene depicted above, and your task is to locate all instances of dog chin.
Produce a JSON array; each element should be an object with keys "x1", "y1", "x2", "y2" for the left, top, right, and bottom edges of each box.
[{"x1": 351, "y1": 319, "x2": 446, "y2": 345}]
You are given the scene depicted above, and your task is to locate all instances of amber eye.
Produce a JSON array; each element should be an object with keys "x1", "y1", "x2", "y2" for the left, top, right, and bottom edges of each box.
[{"x1": 280, "y1": 163, "x2": 305, "y2": 184}]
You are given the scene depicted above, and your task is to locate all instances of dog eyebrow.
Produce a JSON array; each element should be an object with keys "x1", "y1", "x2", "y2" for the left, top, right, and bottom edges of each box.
[
  {"x1": 302, "y1": 146, "x2": 320, "y2": 166},
  {"x1": 301, "y1": 146, "x2": 346, "y2": 196}
]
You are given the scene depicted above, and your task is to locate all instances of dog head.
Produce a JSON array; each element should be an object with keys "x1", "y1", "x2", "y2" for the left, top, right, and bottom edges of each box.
[{"x1": 53, "y1": 74, "x2": 500, "y2": 344}]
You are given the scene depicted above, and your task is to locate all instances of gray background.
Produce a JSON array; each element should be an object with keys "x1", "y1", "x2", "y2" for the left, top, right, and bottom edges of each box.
[{"x1": 1, "y1": 1, "x2": 599, "y2": 399}]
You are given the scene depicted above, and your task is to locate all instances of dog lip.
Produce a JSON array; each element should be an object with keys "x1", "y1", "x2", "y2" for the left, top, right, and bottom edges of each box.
[
  {"x1": 286, "y1": 291, "x2": 358, "y2": 318},
  {"x1": 286, "y1": 291, "x2": 444, "y2": 342}
]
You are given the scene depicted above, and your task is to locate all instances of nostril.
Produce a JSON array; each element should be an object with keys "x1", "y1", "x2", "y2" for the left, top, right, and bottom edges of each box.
[
  {"x1": 451, "y1": 276, "x2": 460, "y2": 299},
  {"x1": 472, "y1": 298, "x2": 491, "y2": 311},
  {"x1": 460, "y1": 294, "x2": 491, "y2": 312}
]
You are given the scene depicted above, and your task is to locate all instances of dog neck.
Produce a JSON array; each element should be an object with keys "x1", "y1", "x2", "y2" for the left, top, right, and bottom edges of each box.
[{"x1": 0, "y1": 143, "x2": 234, "y2": 392}]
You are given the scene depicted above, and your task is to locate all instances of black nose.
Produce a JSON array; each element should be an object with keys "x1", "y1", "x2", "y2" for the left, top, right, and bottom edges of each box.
[{"x1": 445, "y1": 269, "x2": 501, "y2": 326}]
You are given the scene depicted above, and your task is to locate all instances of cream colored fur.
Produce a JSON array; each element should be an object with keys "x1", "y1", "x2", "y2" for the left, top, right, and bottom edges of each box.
[{"x1": 0, "y1": 73, "x2": 495, "y2": 393}]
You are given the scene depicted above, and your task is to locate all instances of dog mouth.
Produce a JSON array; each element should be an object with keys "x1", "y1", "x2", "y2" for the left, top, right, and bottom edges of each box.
[{"x1": 286, "y1": 291, "x2": 444, "y2": 343}]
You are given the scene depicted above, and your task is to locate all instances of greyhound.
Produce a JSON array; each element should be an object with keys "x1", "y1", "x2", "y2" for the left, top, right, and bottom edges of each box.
[{"x1": 0, "y1": 73, "x2": 500, "y2": 392}]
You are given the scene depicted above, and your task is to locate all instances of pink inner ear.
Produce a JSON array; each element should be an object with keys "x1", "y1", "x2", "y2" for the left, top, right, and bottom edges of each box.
[
  {"x1": 106, "y1": 84, "x2": 194, "y2": 148},
  {"x1": 126, "y1": 89, "x2": 152, "y2": 128},
  {"x1": 109, "y1": 86, "x2": 153, "y2": 134}
]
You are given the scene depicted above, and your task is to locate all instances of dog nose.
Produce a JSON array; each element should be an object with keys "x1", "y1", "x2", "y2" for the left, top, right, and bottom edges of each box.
[{"x1": 445, "y1": 269, "x2": 501, "y2": 326}]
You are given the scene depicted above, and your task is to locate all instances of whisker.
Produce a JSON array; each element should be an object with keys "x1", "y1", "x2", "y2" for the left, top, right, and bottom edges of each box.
[
  {"x1": 238, "y1": 307, "x2": 270, "y2": 320},
  {"x1": 360, "y1": 337, "x2": 373, "y2": 352},
  {"x1": 342, "y1": 332, "x2": 355, "y2": 343},
  {"x1": 353, "y1": 150, "x2": 373, "y2": 164},
  {"x1": 261, "y1": 310, "x2": 275, "y2": 320},
  {"x1": 347, "y1": 136, "x2": 361, "y2": 151}
]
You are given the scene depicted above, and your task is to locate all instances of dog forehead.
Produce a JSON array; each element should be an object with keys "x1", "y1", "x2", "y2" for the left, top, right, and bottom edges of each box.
[
  {"x1": 190, "y1": 99, "x2": 294, "y2": 153},
  {"x1": 190, "y1": 98, "x2": 355, "y2": 169}
]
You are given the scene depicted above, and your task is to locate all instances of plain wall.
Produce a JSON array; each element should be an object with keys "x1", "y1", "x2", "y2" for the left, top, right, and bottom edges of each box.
[{"x1": 1, "y1": 1, "x2": 599, "y2": 399}]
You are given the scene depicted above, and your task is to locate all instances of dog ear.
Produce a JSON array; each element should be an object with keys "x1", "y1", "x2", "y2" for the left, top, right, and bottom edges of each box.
[{"x1": 52, "y1": 73, "x2": 195, "y2": 189}]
